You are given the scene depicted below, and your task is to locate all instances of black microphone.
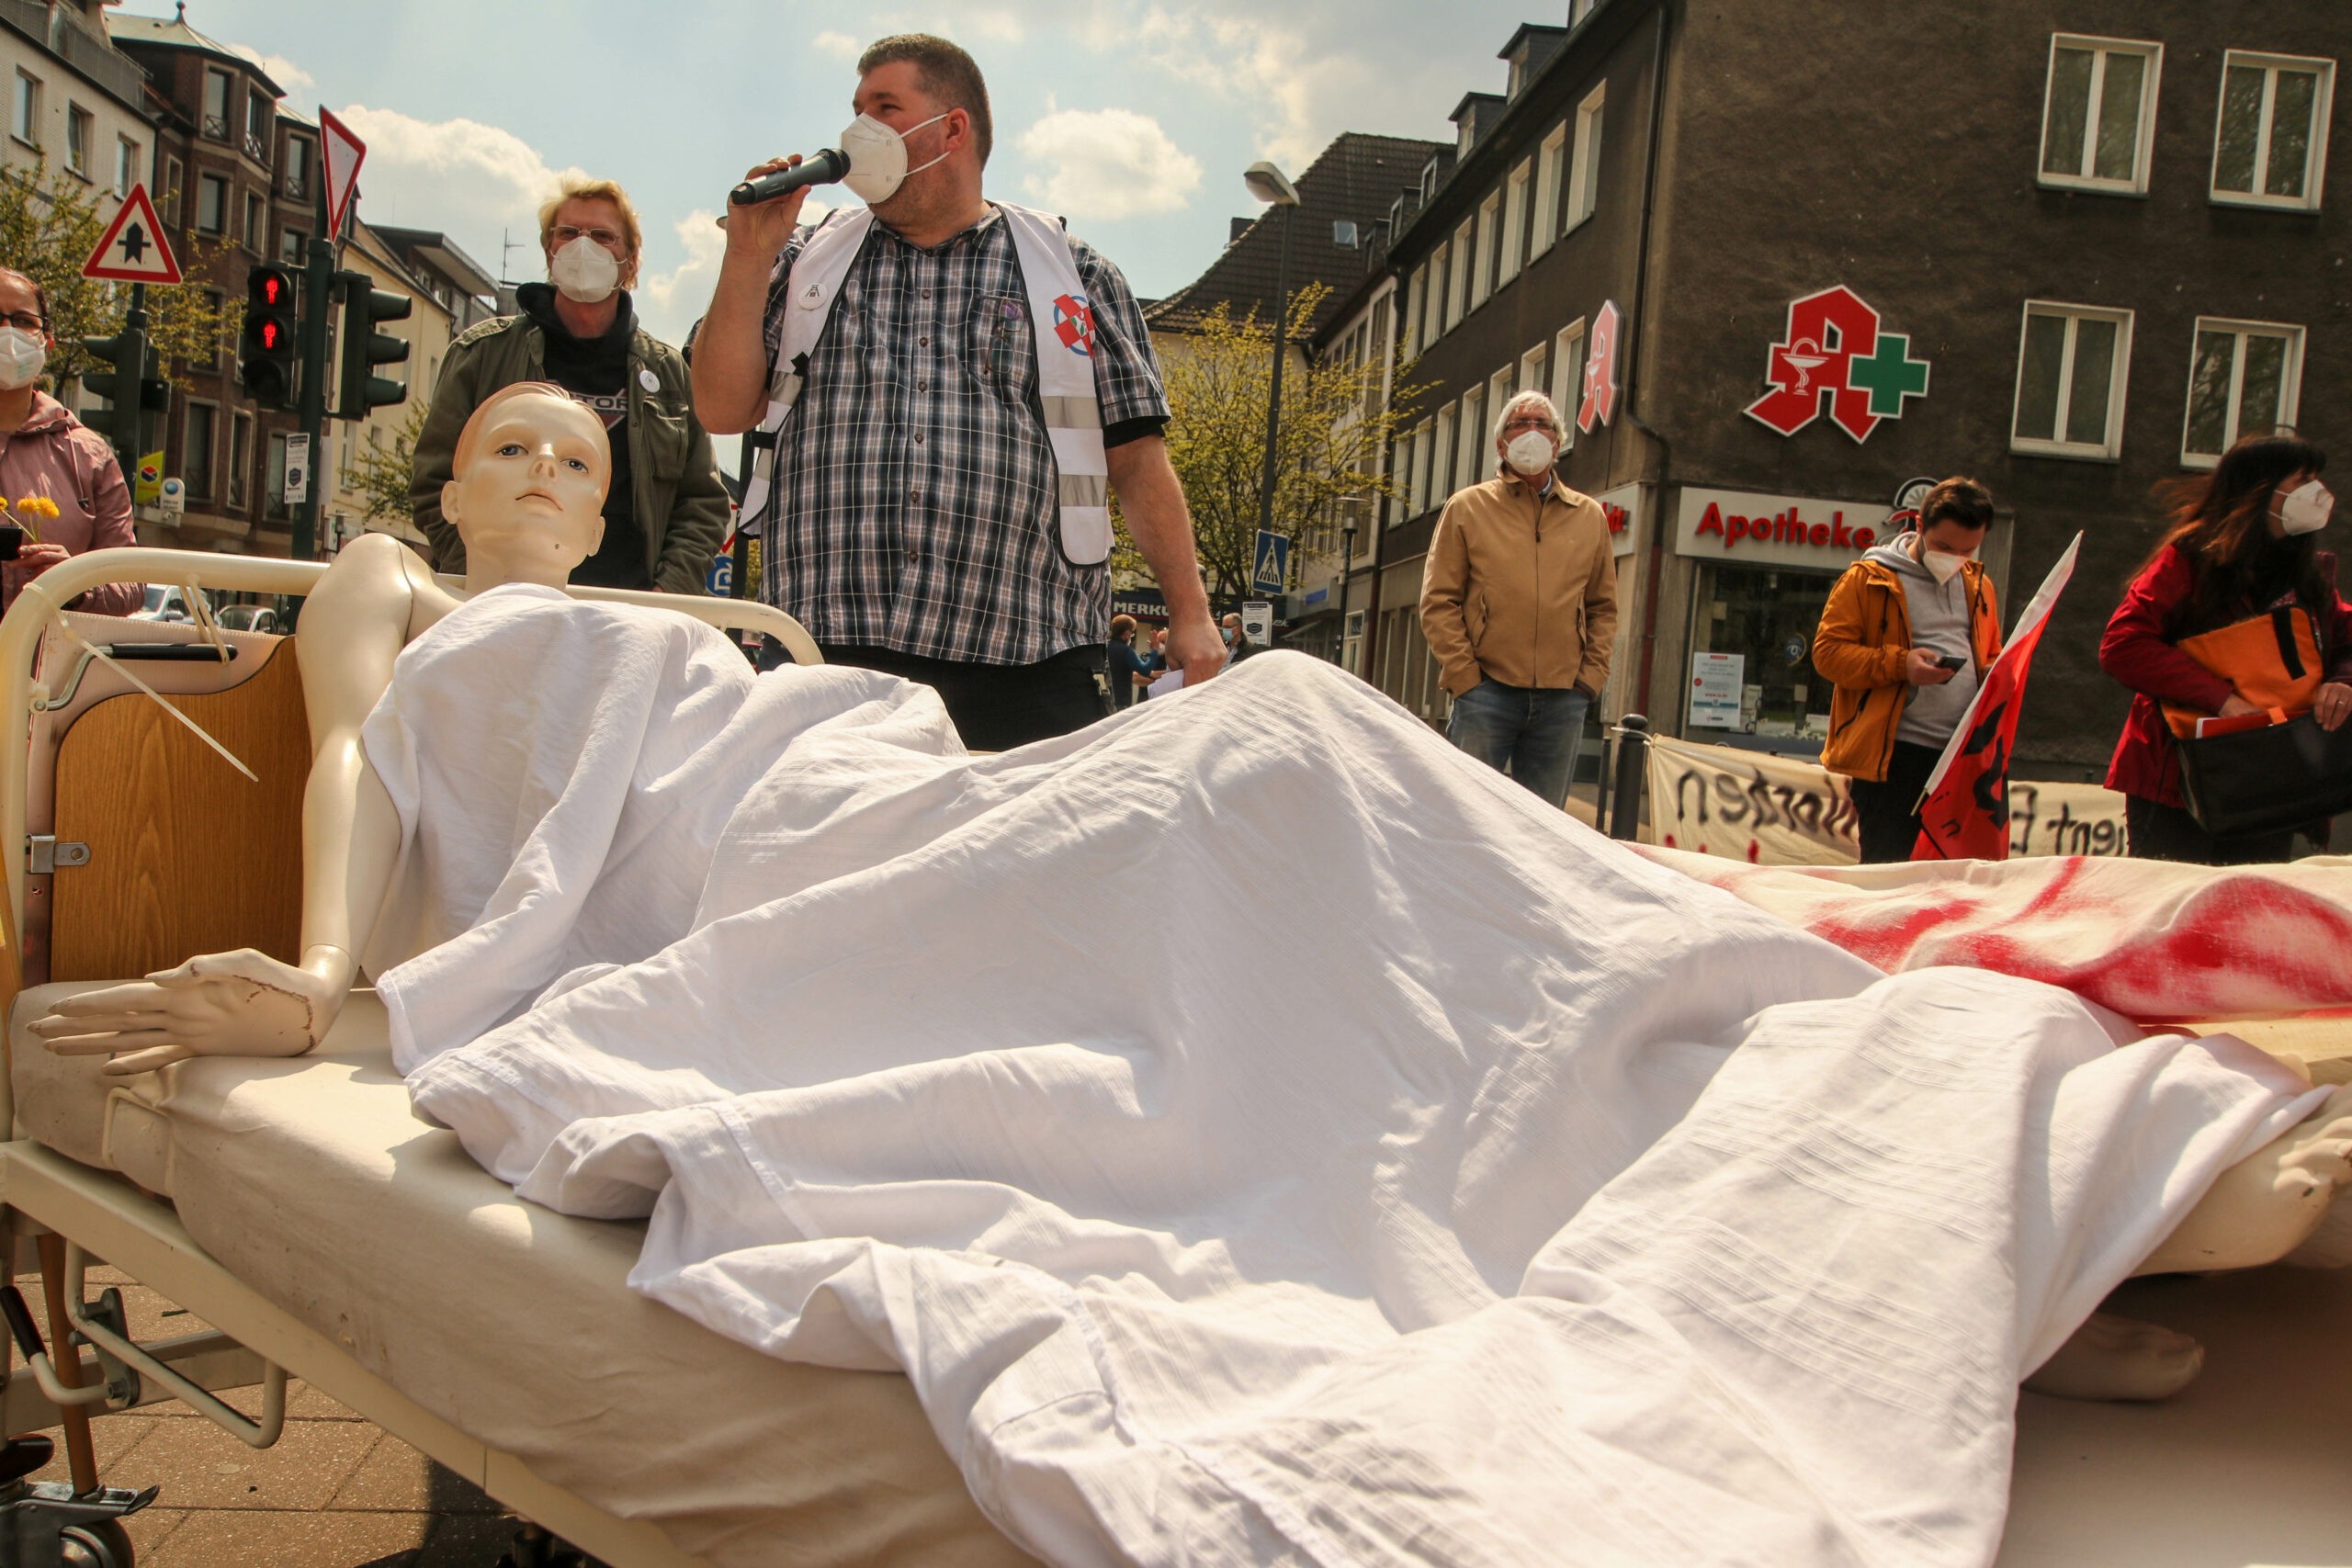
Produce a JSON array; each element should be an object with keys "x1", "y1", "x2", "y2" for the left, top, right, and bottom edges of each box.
[{"x1": 730, "y1": 149, "x2": 851, "y2": 207}]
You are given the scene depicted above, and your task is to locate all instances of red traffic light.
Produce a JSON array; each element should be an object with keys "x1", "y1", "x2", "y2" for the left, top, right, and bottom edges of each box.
[
  {"x1": 245, "y1": 263, "x2": 296, "y2": 310},
  {"x1": 257, "y1": 319, "x2": 282, "y2": 350},
  {"x1": 261, "y1": 276, "x2": 284, "y2": 306}
]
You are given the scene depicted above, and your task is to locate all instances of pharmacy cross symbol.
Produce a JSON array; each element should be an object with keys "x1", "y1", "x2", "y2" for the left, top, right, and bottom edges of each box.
[{"x1": 1745, "y1": 285, "x2": 1930, "y2": 443}]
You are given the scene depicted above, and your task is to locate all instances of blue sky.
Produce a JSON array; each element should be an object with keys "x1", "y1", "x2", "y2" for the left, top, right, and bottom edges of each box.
[{"x1": 130, "y1": 0, "x2": 1549, "y2": 346}]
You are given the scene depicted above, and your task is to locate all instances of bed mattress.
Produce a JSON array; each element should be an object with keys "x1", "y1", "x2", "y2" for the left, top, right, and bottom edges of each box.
[
  {"x1": 8, "y1": 982, "x2": 1034, "y2": 1568},
  {"x1": 11, "y1": 983, "x2": 2352, "y2": 1567}
]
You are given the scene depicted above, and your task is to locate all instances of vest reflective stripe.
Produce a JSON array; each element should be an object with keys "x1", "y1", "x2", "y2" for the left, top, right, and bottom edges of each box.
[{"x1": 742, "y1": 203, "x2": 1113, "y2": 568}]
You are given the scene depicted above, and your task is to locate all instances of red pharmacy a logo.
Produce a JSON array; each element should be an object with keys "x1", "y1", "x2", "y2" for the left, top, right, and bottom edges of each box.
[{"x1": 1746, "y1": 286, "x2": 1929, "y2": 443}]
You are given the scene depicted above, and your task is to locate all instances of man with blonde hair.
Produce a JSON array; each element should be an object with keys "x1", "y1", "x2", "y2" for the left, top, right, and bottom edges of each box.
[
  {"x1": 412, "y1": 175, "x2": 728, "y2": 593},
  {"x1": 1420, "y1": 389, "x2": 1618, "y2": 808}
]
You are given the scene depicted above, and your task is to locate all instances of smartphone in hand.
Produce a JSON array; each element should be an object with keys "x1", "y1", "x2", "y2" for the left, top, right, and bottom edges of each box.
[{"x1": 1934, "y1": 653, "x2": 1967, "y2": 671}]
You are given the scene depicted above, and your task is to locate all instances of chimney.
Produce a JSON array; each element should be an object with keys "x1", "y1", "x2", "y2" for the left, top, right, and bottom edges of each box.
[{"x1": 1228, "y1": 216, "x2": 1255, "y2": 245}]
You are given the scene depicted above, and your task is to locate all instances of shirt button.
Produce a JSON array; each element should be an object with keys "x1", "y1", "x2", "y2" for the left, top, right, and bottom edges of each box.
[
  {"x1": 919, "y1": 335, "x2": 930, "y2": 347},
  {"x1": 916, "y1": 380, "x2": 928, "y2": 392},
  {"x1": 910, "y1": 488, "x2": 920, "y2": 501},
  {"x1": 922, "y1": 289, "x2": 932, "y2": 299},
  {"x1": 908, "y1": 546, "x2": 921, "y2": 562},
  {"x1": 913, "y1": 433, "x2": 925, "y2": 445}
]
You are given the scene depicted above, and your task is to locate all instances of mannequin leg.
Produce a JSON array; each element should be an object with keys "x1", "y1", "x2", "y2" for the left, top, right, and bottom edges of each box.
[{"x1": 2024, "y1": 1311, "x2": 2203, "y2": 1402}]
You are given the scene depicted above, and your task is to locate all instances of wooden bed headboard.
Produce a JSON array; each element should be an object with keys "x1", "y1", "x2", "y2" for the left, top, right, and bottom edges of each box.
[{"x1": 46, "y1": 640, "x2": 308, "y2": 982}]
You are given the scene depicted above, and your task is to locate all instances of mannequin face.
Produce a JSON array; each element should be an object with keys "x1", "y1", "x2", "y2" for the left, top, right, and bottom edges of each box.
[{"x1": 443, "y1": 391, "x2": 610, "y2": 585}]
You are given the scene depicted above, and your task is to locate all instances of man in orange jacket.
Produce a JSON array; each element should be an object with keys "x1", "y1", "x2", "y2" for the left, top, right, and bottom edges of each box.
[
  {"x1": 1812, "y1": 478, "x2": 2003, "y2": 862},
  {"x1": 1420, "y1": 390, "x2": 1618, "y2": 808}
]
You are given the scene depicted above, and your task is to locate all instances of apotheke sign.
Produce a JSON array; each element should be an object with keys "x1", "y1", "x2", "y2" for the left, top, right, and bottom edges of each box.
[{"x1": 1674, "y1": 486, "x2": 1893, "y2": 570}]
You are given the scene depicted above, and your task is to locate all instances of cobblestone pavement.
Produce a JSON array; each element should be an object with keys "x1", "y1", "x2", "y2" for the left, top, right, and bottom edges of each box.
[{"x1": 19, "y1": 1265, "x2": 529, "y2": 1567}]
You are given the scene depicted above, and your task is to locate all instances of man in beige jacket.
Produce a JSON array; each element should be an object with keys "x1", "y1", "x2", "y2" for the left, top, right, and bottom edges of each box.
[{"x1": 1420, "y1": 390, "x2": 1618, "y2": 807}]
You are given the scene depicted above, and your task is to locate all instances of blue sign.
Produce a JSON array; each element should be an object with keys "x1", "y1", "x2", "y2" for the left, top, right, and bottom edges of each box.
[
  {"x1": 1251, "y1": 529, "x2": 1290, "y2": 594},
  {"x1": 707, "y1": 552, "x2": 733, "y2": 597}
]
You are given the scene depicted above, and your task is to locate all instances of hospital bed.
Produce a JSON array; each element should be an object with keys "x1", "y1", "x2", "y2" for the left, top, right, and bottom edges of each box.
[{"x1": 0, "y1": 547, "x2": 2347, "y2": 1567}]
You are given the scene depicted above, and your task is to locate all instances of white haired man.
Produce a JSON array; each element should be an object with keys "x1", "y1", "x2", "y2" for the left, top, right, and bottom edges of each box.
[{"x1": 1419, "y1": 389, "x2": 1618, "y2": 808}]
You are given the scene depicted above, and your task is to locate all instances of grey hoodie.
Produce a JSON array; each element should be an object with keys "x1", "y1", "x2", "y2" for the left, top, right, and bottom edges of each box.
[{"x1": 1863, "y1": 535, "x2": 1980, "y2": 747}]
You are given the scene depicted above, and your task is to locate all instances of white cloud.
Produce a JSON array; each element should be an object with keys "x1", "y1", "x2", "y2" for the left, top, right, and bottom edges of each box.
[
  {"x1": 813, "y1": 31, "x2": 862, "y2": 62},
  {"x1": 633, "y1": 199, "x2": 831, "y2": 349},
  {"x1": 1016, "y1": 107, "x2": 1202, "y2": 220},
  {"x1": 227, "y1": 43, "x2": 312, "y2": 96},
  {"x1": 1129, "y1": 7, "x2": 1368, "y2": 170}
]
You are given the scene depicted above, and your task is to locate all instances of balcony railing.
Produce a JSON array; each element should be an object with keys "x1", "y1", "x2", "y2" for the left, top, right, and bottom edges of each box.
[{"x1": 0, "y1": 0, "x2": 150, "y2": 109}]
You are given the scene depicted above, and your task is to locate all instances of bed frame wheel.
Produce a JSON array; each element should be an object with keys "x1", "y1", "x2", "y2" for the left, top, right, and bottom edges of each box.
[
  {"x1": 56, "y1": 1517, "x2": 135, "y2": 1568},
  {"x1": 0, "y1": 1436, "x2": 154, "y2": 1568}
]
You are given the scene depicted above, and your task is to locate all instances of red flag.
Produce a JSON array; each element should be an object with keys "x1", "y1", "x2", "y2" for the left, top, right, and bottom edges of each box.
[{"x1": 1912, "y1": 534, "x2": 2081, "y2": 861}]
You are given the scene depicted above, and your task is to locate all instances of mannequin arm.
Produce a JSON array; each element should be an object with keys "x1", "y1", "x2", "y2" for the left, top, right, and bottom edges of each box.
[{"x1": 32, "y1": 536, "x2": 426, "y2": 1073}]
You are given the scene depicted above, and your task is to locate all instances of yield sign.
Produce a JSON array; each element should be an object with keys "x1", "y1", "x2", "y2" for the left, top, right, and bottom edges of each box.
[
  {"x1": 82, "y1": 184, "x2": 181, "y2": 284},
  {"x1": 319, "y1": 107, "x2": 367, "y2": 240}
]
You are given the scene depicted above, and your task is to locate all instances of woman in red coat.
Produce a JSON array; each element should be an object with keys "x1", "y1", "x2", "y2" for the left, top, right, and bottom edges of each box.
[{"x1": 2100, "y1": 431, "x2": 2352, "y2": 863}]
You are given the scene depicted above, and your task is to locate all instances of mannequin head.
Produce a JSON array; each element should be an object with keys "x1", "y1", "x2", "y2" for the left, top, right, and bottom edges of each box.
[{"x1": 442, "y1": 382, "x2": 611, "y2": 592}]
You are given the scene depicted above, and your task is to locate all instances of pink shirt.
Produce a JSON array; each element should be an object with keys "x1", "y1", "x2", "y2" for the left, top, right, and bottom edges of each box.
[{"x1": 0, "y1": 391, "x2": 140, "y2": 617}]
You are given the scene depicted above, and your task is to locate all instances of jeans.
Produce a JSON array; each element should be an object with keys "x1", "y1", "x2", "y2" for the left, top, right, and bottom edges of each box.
[
  {"x1": 1847, "y1": 739, "x2": 1944, "y2": 863},
  {"x1": 1447, "y1": 679, "x2": 1589, "y2": 808}
]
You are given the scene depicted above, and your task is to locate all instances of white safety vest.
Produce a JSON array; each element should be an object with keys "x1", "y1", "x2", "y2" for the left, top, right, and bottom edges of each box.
[{"x1": 740, "y1": 202, "x2": 1113, "y2": 567}]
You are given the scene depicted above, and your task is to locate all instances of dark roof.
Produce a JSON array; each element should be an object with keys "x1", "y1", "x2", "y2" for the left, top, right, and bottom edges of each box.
[
  {"x1": 106, "y1": 7, "x2": 285, "y2": 96},
  {"x1": 1146, "y1": 133, "x2": 1447, "y2": 340},
  {"x1": 372, "y1": 226, "x2": 500, "y2": 301}
]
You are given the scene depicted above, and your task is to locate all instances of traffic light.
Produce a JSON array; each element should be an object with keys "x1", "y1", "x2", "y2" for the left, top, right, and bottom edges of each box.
[
  {"x1": 79, "y1": 331, "x2": 167, "y2": 412},
  {"x1": 239, "y1": 263, "x2": 299, "y2": 409},
  {"x1": 334, "y1": 272, "x2": 410, "y2": 418}
]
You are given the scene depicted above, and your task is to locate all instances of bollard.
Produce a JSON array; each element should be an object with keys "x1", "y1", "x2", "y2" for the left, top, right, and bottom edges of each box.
[{"x1": 1607, "y1": 714, "x2": 1651, "y2": 840}]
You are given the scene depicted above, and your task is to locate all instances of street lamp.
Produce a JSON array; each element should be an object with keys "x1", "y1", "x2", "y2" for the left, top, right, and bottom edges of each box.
[{"x1": 1245, "y1": 160, "x2": 1300, "y2": 541}]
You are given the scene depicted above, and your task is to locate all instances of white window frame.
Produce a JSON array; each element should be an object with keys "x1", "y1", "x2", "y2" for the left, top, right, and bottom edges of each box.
[
  {"x1": 64, "y1": 103, "x2": 89, "y2": 176},
  {"x1": 1428, "y1": 245, "x2": 1451, "y2": 347},
  {"x1": 242, "y1": 192, "x2": 265, "y2": 253},
  {"x1": 1471, "y1": 192, "x2": 1499, "y2": 310},
  {"x1": 13, "y1": 72, "x2": 40, "y2": 147},
  {"x1": 1433, "y1": 401, "x2": 1458, "y2": 505},
  {"x1": 1566, "y1": 84, "x2": 1605, "y2": 230},
  {"x1": 1405, "y1": 263, "x2": 1429, "y2": 356},
  {"x1": 1486, "y1": 367, "x2": 1512, "y2": 433},
  {"x1": 2009, "y1": 300, "x2": 2134, "y2": 461},
  {"x1": 1499, "y1": 159, "x2": 1530, "y2": 286},
  {"x1": 2178, "y1": 317, "x2": 2305, "y2": 469},
  {"x1": 1533, "y1": 124, "x2": 1566, "y2": 256},
  {"x1": 2037, "y1": 35, "x2": 2163, "y2": 197},
  {"x1": 201, "y1": 68, "x2": 232, "y2": 140},
  {"x1": 1519, "y1": 343, "x2": 1548, "y2": 409},
  {"x1": 114, "y1": 136, "x2": 138, "y2": 197},
  {"x1": 1446, "y1": 217, "x2": 1475, "y2": 330},
  {"x1": 1456, "y1": 384, "x2": 1487, "y2": 491},
  {"x1": 2209, "y1": 51, "x2": 2335, "y2": 212},
  {"x1": 1551, "y1": 320, "x2": 1587, "y2": 448}
]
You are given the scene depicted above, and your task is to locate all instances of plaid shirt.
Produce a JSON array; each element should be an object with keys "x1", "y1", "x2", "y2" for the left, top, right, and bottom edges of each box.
[{"x1": 759, "y1": 207, "x2": 1169, "y2": 664}]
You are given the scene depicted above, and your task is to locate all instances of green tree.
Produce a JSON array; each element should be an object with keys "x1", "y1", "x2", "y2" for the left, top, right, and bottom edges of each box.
[
  {"x1": 348, "y1": 401, "x2": 429, "y2": 526},
  {"x1": 1129, "y1": 288, "x2": 1418, "y2": 602},
  {"x1": 0, "y1": 160, "x2": 239, "y2": 390}
]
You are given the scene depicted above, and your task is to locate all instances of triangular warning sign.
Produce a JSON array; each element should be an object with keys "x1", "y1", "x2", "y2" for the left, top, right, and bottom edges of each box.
[
  {"x1": 82, "y1": 184, "x2": 181, "y2": 284},
  {"x1": 320, "y1": 107, "x2": 367, "y2": 243}
]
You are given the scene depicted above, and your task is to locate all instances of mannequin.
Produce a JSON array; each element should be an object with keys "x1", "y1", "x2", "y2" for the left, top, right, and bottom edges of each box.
[
  {"x1": 25, "y1": 384, "x2": 2352, "y2": 1404},
  {"x1": 32, "y1": 381, "x2": 610, "y2": 1073}
]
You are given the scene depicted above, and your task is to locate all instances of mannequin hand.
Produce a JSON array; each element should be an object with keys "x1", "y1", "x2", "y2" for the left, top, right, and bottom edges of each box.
[
  {"x1": 30, "y1": 949, "x2": 345, "y2": 1077},
  {"x1": 2314, "y1": 682, "x2": 2352, "y2": 732},
  {"x1": 1905, "y1": 648, "x2": 1953, "y2": 685},
  {"x1": 2218, "y1": 694, "x2": 2261, "y2": 719},
  {"x1": 724, "y1": 157, "x2": 814, "y2": 260}
]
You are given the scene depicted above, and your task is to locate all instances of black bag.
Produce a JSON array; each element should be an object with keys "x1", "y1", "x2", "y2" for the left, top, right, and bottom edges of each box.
[{"x1": 2176, "y1": 711, "x2": 2352, "y2": 838}]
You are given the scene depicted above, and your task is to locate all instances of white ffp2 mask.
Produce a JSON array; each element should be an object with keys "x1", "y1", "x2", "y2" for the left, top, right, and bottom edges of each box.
[
  {"x1": 2279, "y1": 479, "x2": 2335, "y2": 536},
  {"x1": 1922, "y1": 549, "x2": 1967, "y2": 585},
  {"x1": 0, "y1": 327, "x2": 46, "y2": 391},
  {"x1": 839, "y1": 111, "x2": 951, "y2": 205},
  {"x1": 549, "y1": 236, "x2": 620, "y2": 304},
  {"x1": 1504, "y1": 431, "x2": 1556, "y2": 477}
]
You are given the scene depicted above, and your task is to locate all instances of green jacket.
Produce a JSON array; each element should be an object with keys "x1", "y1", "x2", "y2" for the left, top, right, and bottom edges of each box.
[{"x1": 409, "y1": 307, "x2": 728, "y2": 594}]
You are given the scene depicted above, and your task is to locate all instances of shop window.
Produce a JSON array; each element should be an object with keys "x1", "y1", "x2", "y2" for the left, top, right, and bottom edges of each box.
[
  {"x1": 1685, "y1": 564, "x2": 1839, "y2": 745},
  {"x1": 1471, "y1": 191, "x2": 1498, "y2": 310},
  {"x1": 1550, "y1": 321, "x2": 1586, "y2": 449},
  {"x1": 1534, "y1": 123, "x2": 1566, "y2": 254},
  {"x1": 2181, "y1": 319, "x2": 2303, "y2": 468},
  {"x1": 2010, "y1": 301, "x2": 2132, "y2": 460},
  {"x1": 1499, "y1": 159, "x2": 1530, "y2": 286},
  {"x1": 2039, "y1": 35, "x2": 2161, "y2": 196},
  {"x1": 2211, "y1": 52, "x2": 2333, "y2": 211},
  {"x1": 1566, "y1": 84, "x2": 1605, "y2": 229}
]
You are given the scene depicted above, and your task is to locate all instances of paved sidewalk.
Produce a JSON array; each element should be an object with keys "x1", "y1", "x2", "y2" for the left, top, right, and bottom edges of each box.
[{"x1": 19, "y1": 1265, "x2": 526, "y2": 1567}]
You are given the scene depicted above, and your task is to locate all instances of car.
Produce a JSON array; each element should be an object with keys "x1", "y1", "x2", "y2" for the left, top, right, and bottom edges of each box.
[
  {"x1": 215, "y1": 604, "x2": 281, "y2": 634},
  {"x1": 130, "y1": 583, "x2": 216, "y2": 624}
]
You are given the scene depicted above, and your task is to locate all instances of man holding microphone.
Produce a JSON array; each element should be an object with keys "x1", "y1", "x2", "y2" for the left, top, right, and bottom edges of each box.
[{"x1": 693, "y1": 33, "x2": 1224, "y2": 750}]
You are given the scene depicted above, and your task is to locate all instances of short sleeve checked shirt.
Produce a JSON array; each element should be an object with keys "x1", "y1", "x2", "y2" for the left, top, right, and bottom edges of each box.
[{"x1": 758, "y1": 207, "x2": 1169, "y2": 665}]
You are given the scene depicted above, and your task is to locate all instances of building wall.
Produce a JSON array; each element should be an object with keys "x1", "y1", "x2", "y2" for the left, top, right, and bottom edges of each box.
[
  {"x1": 323, "y1": 220, "x2": 461, "y2": 554},
  {"x1": 0, "y1": 0, "x2": 153, "y2": 220},
  {"x1": 1645, "y1": 0, "x2": 2349, "y2": 772}
]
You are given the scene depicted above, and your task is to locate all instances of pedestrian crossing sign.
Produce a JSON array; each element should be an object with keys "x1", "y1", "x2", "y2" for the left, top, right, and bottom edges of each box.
[{"x1": 1251, "y1": 529, "x2": 1289, "y2": 594}]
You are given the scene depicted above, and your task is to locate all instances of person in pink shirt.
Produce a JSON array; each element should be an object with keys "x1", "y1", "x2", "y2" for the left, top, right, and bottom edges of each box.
[{"x1": 0, "y1": 267, "x2": 139, "y2": 617}]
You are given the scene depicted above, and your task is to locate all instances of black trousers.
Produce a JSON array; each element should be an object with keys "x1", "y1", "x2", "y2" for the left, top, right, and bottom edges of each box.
[
  {"x1": 819, "y1": 643, "x2": 1107, "y2": 752},
  {"x1": 1847, "y1": 739, "x2": 1944, "y2": 863},
  {"x1": 2124, "y1": 795, "x2": 2298, "y2": 865}
]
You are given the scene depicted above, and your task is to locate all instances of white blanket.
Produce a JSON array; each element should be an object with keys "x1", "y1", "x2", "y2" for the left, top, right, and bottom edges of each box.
[{"x1": 368, "y1": 591, "x2": 2321, "y2": 1567}]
